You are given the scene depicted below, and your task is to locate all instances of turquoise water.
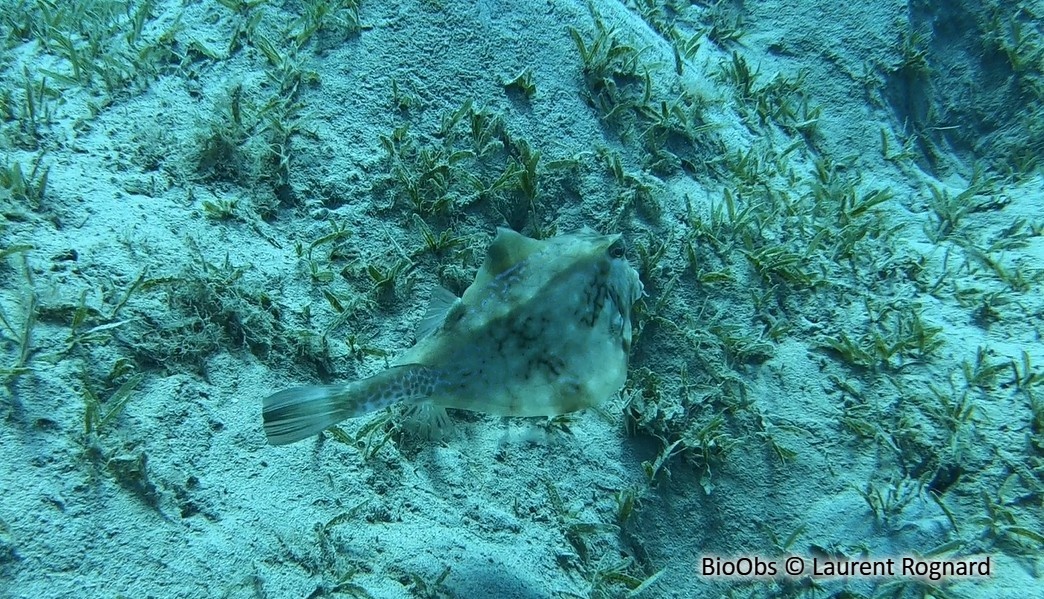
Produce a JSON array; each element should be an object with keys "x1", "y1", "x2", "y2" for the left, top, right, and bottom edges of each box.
[{"x1": 1, "y1": 0, "x2": 1042, "y2": 597}]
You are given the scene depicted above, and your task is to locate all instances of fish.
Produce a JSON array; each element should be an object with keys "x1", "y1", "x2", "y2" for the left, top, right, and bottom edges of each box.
[{"x1": 262, "y1": 226, "x2": 644, "y2": 446}]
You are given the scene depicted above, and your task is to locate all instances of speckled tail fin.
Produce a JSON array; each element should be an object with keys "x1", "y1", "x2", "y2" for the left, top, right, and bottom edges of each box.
[{"x1": 262, "y1": 364, "x2": 441, "y2": 446}]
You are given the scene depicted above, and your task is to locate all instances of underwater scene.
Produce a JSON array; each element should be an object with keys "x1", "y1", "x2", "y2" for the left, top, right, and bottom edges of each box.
[{"x1": 1, "y1": 0, "x2": 1043, "y2": 597}]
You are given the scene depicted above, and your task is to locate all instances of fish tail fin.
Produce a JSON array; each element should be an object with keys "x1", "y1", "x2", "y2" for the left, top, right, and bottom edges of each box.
[{"x1": 262, "y1": 364, "x2": 440, "y2": 446}]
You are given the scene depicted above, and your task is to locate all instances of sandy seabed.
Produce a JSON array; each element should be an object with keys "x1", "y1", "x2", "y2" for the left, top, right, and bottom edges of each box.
[{"x1": 1, "y1": 0, "x2": 1042, "y2": 597}]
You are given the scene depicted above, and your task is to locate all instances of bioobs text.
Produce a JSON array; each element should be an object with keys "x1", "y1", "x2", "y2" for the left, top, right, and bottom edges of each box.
[{"x1": 702, "y1": 556, "x2": 777, "y2": 577}]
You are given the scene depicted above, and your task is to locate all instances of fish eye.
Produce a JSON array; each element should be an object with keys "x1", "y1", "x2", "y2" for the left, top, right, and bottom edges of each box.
[{"x1": 608, "y1": 241, "x2": 625, "y2": 258}]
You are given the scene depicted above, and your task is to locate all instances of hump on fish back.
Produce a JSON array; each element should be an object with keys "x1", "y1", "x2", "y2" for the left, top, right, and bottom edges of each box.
[
  {"x1": 417, "y1": 228, "x2": 548, "y2": 339},
  {"x1": 467, "y1": 227, "x2": 546, "y2": 291}
]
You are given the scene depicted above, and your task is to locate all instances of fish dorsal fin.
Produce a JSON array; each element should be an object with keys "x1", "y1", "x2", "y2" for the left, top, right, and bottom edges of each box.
[
  {"x1": 467, "y1": 227, "x2": 545, "y2": 291},
  {"x1": 417, "y1": 286, "x2": 459, "y2": 339}
]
